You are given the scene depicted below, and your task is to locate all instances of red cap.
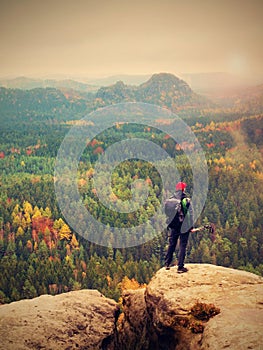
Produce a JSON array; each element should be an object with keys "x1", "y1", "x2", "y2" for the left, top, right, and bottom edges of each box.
[{"x1": 175, "y1": 182, "x2": 187, "y2": 191}]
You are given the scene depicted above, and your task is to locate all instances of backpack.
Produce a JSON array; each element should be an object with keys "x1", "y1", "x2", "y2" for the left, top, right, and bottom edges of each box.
[{"x1": 164, "y1": 196, "x2": 184, "y2": 224}]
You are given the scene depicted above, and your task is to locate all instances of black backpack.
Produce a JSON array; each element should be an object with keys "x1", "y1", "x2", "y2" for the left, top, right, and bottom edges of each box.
[{"x1": 164, "y1": 196, "x2": 184, "y2": 224}]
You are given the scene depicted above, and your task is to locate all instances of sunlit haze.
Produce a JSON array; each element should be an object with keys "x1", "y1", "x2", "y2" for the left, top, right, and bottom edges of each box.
[{"x1": 0, "y1": 0, "x2": 262, "y2": 82}]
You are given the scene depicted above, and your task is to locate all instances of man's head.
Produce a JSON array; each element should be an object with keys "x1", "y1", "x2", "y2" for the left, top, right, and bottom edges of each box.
[{"x1": 175, "y1": 182, "x2": 187, "y2": 191}]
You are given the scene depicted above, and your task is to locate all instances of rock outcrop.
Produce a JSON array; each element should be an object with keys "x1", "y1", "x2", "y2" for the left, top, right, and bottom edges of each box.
[
  {"x1": 0, "y1": 264, "x2": 262, "y2": 350},
  {"x1": 118, "y1": 264, "x2": 263, "y2": 350},
  {"x1": 0, "y1": 289, "x2": 119, "y2": 350}
]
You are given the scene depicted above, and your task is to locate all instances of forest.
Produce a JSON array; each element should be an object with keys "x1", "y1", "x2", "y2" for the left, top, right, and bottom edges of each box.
[{"x1": 0, "y1": 78, "x2": 262, "y2": 304}]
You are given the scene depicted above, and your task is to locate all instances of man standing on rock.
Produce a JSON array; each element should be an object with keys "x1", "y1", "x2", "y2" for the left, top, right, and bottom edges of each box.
[{"x1": 165, "y1": 182, "x2": 194, "y2": 273}]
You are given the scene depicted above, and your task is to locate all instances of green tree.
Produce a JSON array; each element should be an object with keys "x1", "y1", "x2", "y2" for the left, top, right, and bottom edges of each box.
[{"x1": 22, "y1": 279, "x2": 37, "y2": 299}]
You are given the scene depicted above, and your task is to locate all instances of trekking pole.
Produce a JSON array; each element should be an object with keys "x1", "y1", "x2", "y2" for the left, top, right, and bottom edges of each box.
[{"x1": 190, "y1": 223, "x2": 215, "y2": 234}]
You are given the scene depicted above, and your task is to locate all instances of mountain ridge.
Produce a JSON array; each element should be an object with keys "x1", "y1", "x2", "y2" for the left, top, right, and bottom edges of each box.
[
  {"x1": 0, "y1": 73, "x2": 212, "y2": 117},
  {"x1": 95, "y1": 72, "x2": 211, "y2": 112},
  {"x1": 1, "y1": 72, "x2": 263, "y2": 118},
  {"x1": 1, "y1": 72, "x2": 259, "y2": 92},
  {"x1": 0, "y1": 76, "x2": 98, "y2": 93}
]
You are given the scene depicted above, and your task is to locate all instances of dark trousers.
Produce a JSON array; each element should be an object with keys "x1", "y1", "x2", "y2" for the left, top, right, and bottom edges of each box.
[{"x1": 165, "y1": 228, "x2": 190, "y2": 268}]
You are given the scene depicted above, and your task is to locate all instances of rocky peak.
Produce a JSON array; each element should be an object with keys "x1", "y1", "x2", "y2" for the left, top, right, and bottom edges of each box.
[
  {"x1": 96, "y1": 80, "x2": 135, "y2": 102},
  {"x1": 140, "y1": 72, "x2": 192, "y2": 92}
]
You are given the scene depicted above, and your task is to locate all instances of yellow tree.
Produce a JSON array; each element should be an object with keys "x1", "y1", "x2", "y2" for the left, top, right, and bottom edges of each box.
[
  {"x1": 59, "y1": 223, "x2": 71, "y2": 241},
  {"x1": 71, "y1": 233, "x2": 79, "y2": 249},
  {"x1": 119, "y1": 276, "x2": 146, "y2": 292},
  {"x1": 42, "y1": 207, "x2": 52, "y2": 218},
  {"x1": 17, "y1": 226, "x2": 24, "y2": 236},
  {"x1": 23, "y1": 201, "x2": 33, "y2": 216},
  {"x1": 32, "y1": 206, "x2": 42, "y2": 219},
  {"x1": 21, "y1": 217, "x2": 28, "y2": 230},
  {"x1": 24, "y1": 212, "x2": 31, "y2": 227},
  {"x1": 12, "y1": 215, "x2": 22, "y2": 229},
  {"x1": 53, "y1": 218, "x2": 65, "y2": 230}
]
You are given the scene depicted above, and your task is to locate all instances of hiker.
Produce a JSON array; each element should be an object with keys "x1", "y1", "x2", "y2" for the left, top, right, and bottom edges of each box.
[{"x1": 165, "y1": 182, "x2": 194, "y2": 273}]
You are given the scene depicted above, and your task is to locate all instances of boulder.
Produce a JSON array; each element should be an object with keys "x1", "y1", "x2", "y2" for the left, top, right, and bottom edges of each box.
[
  {"x1": 144, "y1": 264, "x2": 263, "y2": 350},
  {"x1": 0, "y1": 289, "x2": 119, "y2": 350}
]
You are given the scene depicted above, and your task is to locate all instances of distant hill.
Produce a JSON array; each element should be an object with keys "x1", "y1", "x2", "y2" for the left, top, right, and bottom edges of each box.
[
  {"x1": 0, "y1": 77, "x2": 98, "y2": 93},
  {"x1": 96, "y1": 80, "x2": 137, "y2": 103},
  {"x1": 96, "y1": 73, "x2": 212, "y2": 113},
  {"x1": 0, "y1": 87, "x2": 89, "y2": 121},
  {"x1": 86, "y1": 74, "x2": 151, "y2": 86}
]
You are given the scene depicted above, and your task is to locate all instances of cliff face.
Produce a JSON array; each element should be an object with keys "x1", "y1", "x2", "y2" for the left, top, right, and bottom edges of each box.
[
  {"x1": 118, "y1": 264, "x2": 263, "y2": 350},
  {"x1": 0, "y1": 264, "x2": 262, "y2": 350}
]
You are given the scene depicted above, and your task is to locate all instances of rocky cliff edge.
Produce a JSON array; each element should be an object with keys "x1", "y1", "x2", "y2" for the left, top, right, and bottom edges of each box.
[{"x1": 0, "y1": 264, "x2": 262, "y2": 350}]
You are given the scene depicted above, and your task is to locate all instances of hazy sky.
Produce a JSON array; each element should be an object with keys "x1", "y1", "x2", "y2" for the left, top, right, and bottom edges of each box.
[{"x1": 0, "y1": 0, "x2": 262, "y2": 80}]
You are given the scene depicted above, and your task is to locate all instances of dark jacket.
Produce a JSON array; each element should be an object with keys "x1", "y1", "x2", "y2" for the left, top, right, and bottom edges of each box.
[{"x1": 167, "y1": 190, "x2": 194, "y2": 231}]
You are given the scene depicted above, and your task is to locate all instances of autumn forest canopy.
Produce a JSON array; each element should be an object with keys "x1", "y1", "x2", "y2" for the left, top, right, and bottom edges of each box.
[{"x1": 0, "y1": 73, "x2": 263, "y2": 303}]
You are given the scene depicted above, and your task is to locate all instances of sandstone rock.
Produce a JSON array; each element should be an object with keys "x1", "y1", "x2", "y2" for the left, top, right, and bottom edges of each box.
[
  {"x1": 0, "y1": 265, "x2": 262, "y2": 350},
  {"x1": 117, "y1": 288, "x2": 150, "y2": 350},
  {"x1": 145, "y1": 264, "x2": 263, "y2": 350},
  {"x1": 0, "y1": 289, "x2": 119, "y2": 350}
]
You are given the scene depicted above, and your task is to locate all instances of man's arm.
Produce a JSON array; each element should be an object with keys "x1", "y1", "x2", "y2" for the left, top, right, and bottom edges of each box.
[{"x1": 187, "y1": 198, "x2": 194, "y2": 231}]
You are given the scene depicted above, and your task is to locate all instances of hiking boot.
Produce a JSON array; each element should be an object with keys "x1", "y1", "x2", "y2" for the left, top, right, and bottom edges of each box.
[{"x1": 177, "y1": 267, "x2": 188, "y2": 274}]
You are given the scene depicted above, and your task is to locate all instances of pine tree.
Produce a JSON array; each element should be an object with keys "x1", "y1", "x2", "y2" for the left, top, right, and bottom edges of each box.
[{"x1": 22, "y1": 279, "x2": 37, "y2": 299}]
